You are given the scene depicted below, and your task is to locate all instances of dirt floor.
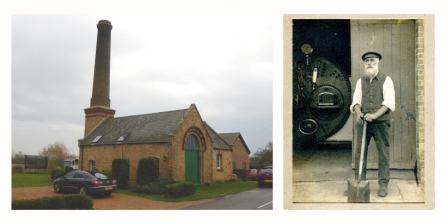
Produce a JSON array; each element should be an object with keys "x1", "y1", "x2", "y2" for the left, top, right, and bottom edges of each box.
[{"x1": 11, "y1": 186, "x2": 208, "y2": 210}]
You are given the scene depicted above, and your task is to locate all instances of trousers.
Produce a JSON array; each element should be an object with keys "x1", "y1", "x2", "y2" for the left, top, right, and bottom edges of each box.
[{"x1": 354, "y1": 120, "x2": 390, "y2": 186}]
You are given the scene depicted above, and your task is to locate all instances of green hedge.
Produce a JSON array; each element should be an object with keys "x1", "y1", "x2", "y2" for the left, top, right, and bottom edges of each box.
[
  {"x1": 136, "y1": 157, "x2": 159, "y2": 185},
  {"x1": 51, "y1": 167, "x2": 65, "y2": 181},
  {"x1": 132, "y1": 178, "x2": 175, "y2": 194},
  {"x1": 112, "y1": 158, "x2": 130, "y2": 189},
  {"x1": 133, "y1": 183, "x2": 165, "y2": 194},
  {"x1": 164, "y1": 182, "x2": 195, "y2": 198},
  {"x1": 12, "y1": 194, "x2": 93, "y2": 210}
]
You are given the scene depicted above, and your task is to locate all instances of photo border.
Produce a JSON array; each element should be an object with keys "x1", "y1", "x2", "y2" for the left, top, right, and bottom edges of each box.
[{"x1": 283, "y1": 14, "x2": 435, "y2": 210}]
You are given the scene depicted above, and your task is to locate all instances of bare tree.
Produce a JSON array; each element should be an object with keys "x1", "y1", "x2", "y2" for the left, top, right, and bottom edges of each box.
[
  {"x1": 12, "y1": 151, "x2": 26, "y2": 164},
  {"x1": 38, "y1": 141, "x2": 77, "y2": 170},
  {"x1": 250, "y1": 141, "x2": 273, "y2": 168}
]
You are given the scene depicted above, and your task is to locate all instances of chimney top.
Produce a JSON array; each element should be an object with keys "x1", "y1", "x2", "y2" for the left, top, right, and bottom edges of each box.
[{"x1": 97, "y1": 20, "x2": 112, "y2": 30}]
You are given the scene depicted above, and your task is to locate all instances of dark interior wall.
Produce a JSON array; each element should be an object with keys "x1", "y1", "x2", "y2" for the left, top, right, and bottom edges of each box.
[{"x1": 292, "y1": 19, "x2": 351, "y2": 76}]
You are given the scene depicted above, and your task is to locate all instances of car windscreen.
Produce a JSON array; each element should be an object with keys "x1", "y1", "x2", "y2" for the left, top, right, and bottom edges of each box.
[
  {"x1": 93, "y1": 173, "x2": 108, "y2": 179},
  {"x1": 260, "y1": 168, "x2": 272, "y2": 173}
]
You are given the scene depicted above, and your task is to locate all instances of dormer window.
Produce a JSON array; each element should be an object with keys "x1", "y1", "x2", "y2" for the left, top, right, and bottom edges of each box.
[
  {"x1": 117, "y1": 133, "x2": 129, "y2": 142},
  {"x1": 92, "y1": 135, "x2": 102, "y2": 143}
]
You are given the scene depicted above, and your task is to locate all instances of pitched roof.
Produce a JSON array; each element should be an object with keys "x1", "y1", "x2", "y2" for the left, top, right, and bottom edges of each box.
[
  {"x1": 81, "y1": 108, "x2": 188, "y2": 146},
  {"x1": 204, "y1": 122, "x2": 232, "y2": 150},
  {"x1": 219, "y1": 132, "x2": 251, "y2": 154}
]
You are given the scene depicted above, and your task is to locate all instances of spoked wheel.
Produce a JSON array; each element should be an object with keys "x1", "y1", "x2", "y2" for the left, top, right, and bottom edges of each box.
[
  {"x1": 79, "y1": 186, "x2": 87, "y2": 195},
  {"x1": 53, "y1": 183, "x2": 60, "y2": 193}
]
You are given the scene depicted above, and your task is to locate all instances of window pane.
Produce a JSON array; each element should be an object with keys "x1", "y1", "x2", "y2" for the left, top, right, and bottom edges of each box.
[{"x1": 186, "y1": 135, "x2": 199, "y2": 150}]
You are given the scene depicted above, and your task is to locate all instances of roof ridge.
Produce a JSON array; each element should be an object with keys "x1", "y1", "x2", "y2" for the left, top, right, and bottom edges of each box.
[{"x1": 113, "y1": 108, "x2": 188, "y2": 119}]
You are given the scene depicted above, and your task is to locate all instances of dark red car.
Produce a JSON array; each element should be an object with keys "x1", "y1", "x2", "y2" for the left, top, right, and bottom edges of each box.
[
  {"x1": 246, "y1": 169, "x2": 258, "y2": 180},
  {"x1": 257, "y1": 166, "x2": 273, "y2": 187}
]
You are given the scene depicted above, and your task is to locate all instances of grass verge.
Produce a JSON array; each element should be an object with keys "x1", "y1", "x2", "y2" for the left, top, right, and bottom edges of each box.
[
  {"x1": 117, "y1": 181, "x2": 259, "y2": 202},
  {"x1": 12, "y1": 172, "x2": 53, "y2": 188}
]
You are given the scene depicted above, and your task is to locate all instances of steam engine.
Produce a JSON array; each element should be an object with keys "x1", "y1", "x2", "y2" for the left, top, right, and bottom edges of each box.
[{"x1": 293, "y1": 44, "x2": 351, "y2": 149}]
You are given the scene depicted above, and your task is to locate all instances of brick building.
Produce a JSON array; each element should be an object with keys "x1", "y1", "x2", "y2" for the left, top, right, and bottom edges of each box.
[
  {"x1": 78, "y1": 20, "x2": 249, "y2": 186},
  {"x1": 219, "y1": 133, "x2": 250, "y2": 170}
]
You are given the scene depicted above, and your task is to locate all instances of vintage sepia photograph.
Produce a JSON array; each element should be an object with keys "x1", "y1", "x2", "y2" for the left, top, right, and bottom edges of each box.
[{"x1": 283, "y1": 15, "x2": 434, "y2": 209}]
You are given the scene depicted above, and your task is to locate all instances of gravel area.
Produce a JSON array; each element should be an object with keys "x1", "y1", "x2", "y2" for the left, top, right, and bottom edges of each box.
[{"x1": 11, "y1": 186, "x2": 207, "y2": 210}]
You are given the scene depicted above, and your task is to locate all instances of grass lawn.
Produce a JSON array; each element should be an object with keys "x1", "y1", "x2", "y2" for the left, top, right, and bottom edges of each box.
[
  {"x1": 117, "y1": 181, "x2": 259, "y2": 202},
  {"x1": 12, "y1": 172, "x2": 53, "y2": 188}
]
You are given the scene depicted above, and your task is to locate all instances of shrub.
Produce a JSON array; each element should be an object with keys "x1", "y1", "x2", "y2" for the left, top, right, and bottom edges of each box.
[
  {"x1": 133, "y1": 183, "x2": 165, "y2": 194},
  {"x1": 112, "y1": 158, "x2": 130, "y2": 189},
  {"x1": 159, "y1": 178, "x2": 175, "y2": 186},
  {"x1": 136, "y1": 157, "x2": 159, "y2": 185},
  {"x1": 132, "y1": 178, "x2": 175, "y2": 194},
  {"x1": 12, "y1": 165, "x2": 24, "y2": 173},
  {"x1": 12, "y1": 194, "x2": 93, "y2": 210},
  {"x1": 64, "y1": 166, "x2": 74, "y2": 173},
  {"x1": 51, "y1": 167, "x2": 65, "y2": 181},
  {"x1": 164, "y1": 182, "x2": 195, "y2": 198},
  {"x1": 62, "y1": 194, "x2": 94, "y2": 210}
]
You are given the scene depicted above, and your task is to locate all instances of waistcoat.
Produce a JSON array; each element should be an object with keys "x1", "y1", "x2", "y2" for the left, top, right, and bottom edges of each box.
[{"x1": 361, "y1": 71, "x2": 390, "y2": 121}]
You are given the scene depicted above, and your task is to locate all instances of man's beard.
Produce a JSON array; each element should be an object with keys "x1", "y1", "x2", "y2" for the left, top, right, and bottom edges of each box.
[{"x1": 364, "y1": 66, "x2": 377, "y2": 77}]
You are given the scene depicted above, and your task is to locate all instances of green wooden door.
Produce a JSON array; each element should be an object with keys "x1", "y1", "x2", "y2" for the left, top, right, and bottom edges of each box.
[{"x1": 185, "y1": 135, "x2": 200, "y2": 185}]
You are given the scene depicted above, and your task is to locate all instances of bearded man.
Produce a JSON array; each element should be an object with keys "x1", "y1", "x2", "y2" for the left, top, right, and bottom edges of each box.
[{"x1": 348, "y1": 51, "x2": 395, "y2": 197}]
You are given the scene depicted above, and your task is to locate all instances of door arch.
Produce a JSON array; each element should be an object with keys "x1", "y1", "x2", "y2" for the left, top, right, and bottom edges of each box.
[{"x1": 185, "y1": 134, "x2": 200, "y2": 185}]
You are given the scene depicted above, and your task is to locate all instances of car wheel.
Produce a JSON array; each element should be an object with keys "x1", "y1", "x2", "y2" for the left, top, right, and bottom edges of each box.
[
  {"x1": 79, "y1": 186, "x2": 87, "y2": 195},
  {"x1": 54, "y1": 183, "x2": 60, "y2": 193}
]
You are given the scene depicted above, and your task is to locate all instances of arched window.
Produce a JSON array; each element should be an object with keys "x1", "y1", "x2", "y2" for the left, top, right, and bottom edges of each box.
[{"x1": 185, "y1": 134, "x2": 200, "y2": 150}]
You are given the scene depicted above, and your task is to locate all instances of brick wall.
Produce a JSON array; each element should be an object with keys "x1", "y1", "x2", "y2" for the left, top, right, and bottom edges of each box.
[
  {"x1": 415, "y1": 19, "x2": 425, "y2": 190},
  {"x1": 213, "y1": 149, "x2": 233, "y2": 181},
  {"x1": 81, "y1": 143, "x2": 168, "y2": 185},
  {"x1": 84, "y1": 106, "x2": 115, "y2": 136},
  {"x1": 167, "y1": 104, "x2": 214, "y2": 184},
  {"x1": 231, "y1": 136, "x2": 250, "y2": 170}
]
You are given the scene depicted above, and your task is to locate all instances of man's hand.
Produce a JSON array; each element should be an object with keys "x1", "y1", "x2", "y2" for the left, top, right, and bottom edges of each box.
[
  {"x1": 356, "y1": 113, "x2": 364, "y2": 124},
  {"x1": 364, "y1": 113, "x2": 378, "y2": 122}
]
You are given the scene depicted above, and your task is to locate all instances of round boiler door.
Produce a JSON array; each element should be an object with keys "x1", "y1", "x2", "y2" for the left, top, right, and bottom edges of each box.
[{"x1": 299, "y1": 119, "x2": 318, "y2": 134}]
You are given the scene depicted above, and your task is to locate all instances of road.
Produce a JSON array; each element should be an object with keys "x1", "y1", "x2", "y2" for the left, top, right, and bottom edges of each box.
[{"x1": 182, "y1": 187, "x2": 273, "y2": 210}]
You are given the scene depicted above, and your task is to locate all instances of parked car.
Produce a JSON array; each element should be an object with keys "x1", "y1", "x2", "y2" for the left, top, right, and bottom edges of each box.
[
  {"x1": 257, "y1": 166, "x2": 273, "y2": 187},
  {"x1": 53, "y1": 170, "x2": 117, "y2": 196},
  {"x1": 246, "y1": 169, "x2": 258, "y2": 180}
]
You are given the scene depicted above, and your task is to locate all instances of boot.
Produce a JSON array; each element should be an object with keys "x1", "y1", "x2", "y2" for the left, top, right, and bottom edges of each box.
[{"x1": 378, "y1": 184, "x2": 388, "y2": 197}]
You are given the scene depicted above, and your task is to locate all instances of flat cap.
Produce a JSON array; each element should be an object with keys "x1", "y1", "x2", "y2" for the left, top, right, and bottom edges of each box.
[{"x1": 362, "y1": 51, "x2": 382, "y2": 61}]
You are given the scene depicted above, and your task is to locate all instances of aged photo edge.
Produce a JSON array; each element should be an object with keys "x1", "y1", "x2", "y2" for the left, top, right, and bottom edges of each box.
[{"x1": 282, "y1": 14, "x2": 435, "y2": 210}]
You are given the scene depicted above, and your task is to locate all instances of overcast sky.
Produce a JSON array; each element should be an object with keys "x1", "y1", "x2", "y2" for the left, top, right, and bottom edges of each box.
[{"x1": 11, "y1": 14, "x2": 273, "y2": 156}]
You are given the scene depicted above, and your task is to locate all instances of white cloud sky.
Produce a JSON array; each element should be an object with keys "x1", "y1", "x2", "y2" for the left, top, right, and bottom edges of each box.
[{"x1": 11, "y1": 14, "x2": 273, "y2": 156}]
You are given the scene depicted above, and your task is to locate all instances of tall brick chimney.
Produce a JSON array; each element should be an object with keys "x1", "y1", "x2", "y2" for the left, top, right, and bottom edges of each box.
[{"x1": 84, "y1": 20, "x2": 116, "y2": 137}]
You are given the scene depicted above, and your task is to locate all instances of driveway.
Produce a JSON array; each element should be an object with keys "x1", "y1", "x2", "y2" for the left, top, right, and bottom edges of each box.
[{"x1": 12, "y1": 186, "x2": 206, "y2": 210}]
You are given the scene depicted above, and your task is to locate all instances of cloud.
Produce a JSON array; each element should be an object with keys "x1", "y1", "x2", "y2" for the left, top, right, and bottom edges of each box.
[{"x1": 11, "y1": 14, "x2": 273, "y2": 156}]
